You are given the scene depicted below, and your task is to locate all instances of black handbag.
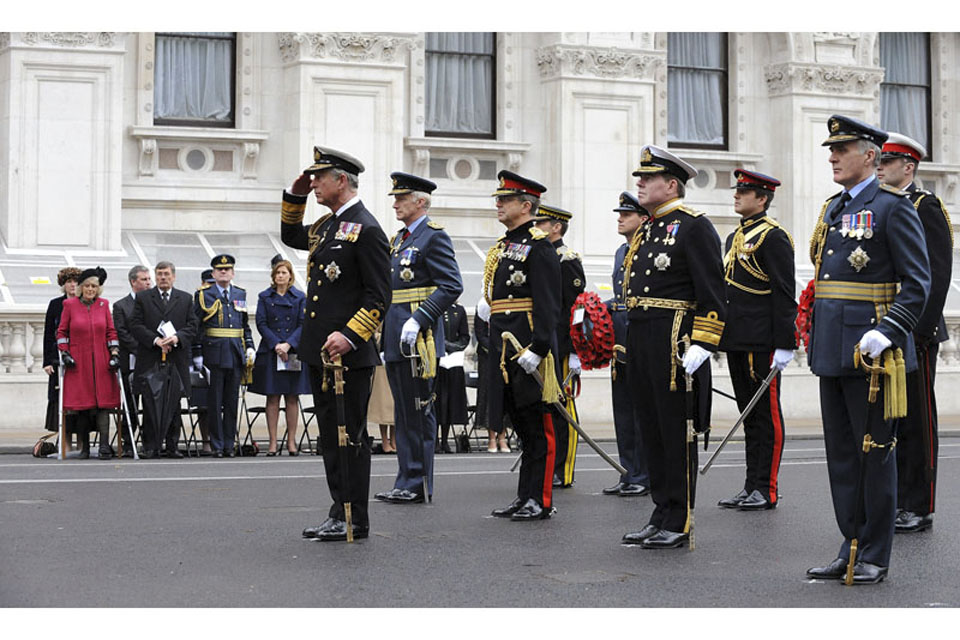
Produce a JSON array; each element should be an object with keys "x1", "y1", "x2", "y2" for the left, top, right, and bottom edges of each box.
[{"x1": 32, "y1": 433, "x2": 57, "y2": 458}]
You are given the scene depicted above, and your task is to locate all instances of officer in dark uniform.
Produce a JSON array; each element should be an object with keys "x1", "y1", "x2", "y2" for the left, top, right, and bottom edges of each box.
[
  {"x1": 533, "y1": 203, "x2": 585, "y2": 489},
  {"x1": 603, "y1": 192, "x2": 650, "y2": 497},
  {"x1": 281, "y1": 146, "x2": 391, "y2": 542},
  {"x1": 190, "y1": 269, "x2": 216, "y2": 455},
  {"x1": 620, "y1": 145, "x2": 726, "y2": 550},
  {"x1": 476, "y1": 170, "x2": 562, "y2": 521},
  {"x1": 717, "y1": 170, "x2": 797, "y2": 511},
  {"x1": 374, "y1": 172, "x2": 463, "y2": 504},
  {"x1": 878, "y1": 132, "x2": 953, "y2": 534},
  {"x1": 805, "y1": 116, "x2": 929, "y2": 585},
  {"x1": 193, "y1": 254, "x2": 255, "y2": 458}
]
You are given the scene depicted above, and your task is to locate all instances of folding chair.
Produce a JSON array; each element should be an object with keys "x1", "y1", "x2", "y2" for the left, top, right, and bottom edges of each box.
[{"x1": 295, "y1": 398, "x2": 322, "y2": 455}]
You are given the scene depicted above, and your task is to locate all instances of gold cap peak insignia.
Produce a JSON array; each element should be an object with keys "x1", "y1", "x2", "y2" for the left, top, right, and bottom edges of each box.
[
  {"x1": 830, "y1": 119, "x2": 840, "y2": 132},
  {"x1": 498, "y1": 177, "x2": 506, "y2": 188},
  {"x1": 392, "y1": 177, "x2": 398, "y2": 188},
  {"x1": 314, "y1": 147, "x2": 322, "y2": 162},
  {"x1": 642, "y1": 148, "x2": 653, "y2": 163},
  {"x1": 220, "y1": 256, "x2": 228, "y2": 264}
]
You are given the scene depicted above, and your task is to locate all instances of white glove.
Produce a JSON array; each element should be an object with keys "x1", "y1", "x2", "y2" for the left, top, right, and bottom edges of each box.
[
  {"x1": 517, "y1": 350, "x2": 542, "y2": 375},
  {"x1": 568, "y1": 353, "x2": 582, "y2": 376},
  {"x1": 192, "y1": 356, "x2": 203, "y2": 370},
  {"x1": 379, "y1": 352, "x2": 386, "y2": 365},
  {"x1": 772, "y1": 348, "x2": 794, "y2": 371},
  {"x1": 476, "y1": 298, "x2": 491, "y2": 323},
  {"x1": 401, "y1": 317, "x2": 421, "y2": 346},
  {"x1": 246, "y1": 348, "x2": 256, "y2": 365},
  {"x1": 859, "y1": 329, "x2": 892, "y2": 359},
  {"x1": 682, "y1": 345, "x2": 711, "y2": 376}
]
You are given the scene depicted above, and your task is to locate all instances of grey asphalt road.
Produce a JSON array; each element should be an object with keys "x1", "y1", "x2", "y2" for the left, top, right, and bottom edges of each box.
[{"x1": 1, "y1": 437, "x2": 958, "y2": 608}]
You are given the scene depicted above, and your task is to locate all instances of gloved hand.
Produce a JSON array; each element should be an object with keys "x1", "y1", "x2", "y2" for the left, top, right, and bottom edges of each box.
[
  {"x1": 772, "y1": 348, "x2": 794, "y2": 371},
  {"x1": 193, "y1": 356, "x2": 203, "y2": 371},
  {"x1": 246, "y1": 348, "x2": 256, "y2": 366},
  {"x1": 476, "y1": 298, "x2": 491, "y2": 323},
  {"x1": 108, "y1": 352, "x2": 120, "y2": 371},
  {"x1": 517, "y1": 350, "x2": 542, "y2": 375},
  {"x1": 568, "y1": 352, "x2": 582, "y2": 376},
  {"x1": 61, "y1": 351, "x2": 76, "y2": 368},
  {"x1": 379, "y1": 352, "x2": 386, "y2": 365},
  {"x1": 401, "y1": 317, "x2": 421, "y2": 346},
  {"x1": 859, "y1": 329, "x2": 892, "y2": 359},
  {"x1": 682, "y1": 345, "x2": 711, "y2": 376}
]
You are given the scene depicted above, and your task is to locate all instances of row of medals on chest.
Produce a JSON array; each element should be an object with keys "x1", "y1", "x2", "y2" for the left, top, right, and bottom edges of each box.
[
  {"x1": 636, "y1": 218, "x2": 676, "y2": 273},
  {"x1": 833, "y1": 210, "x2": 874, "y2": 273}
]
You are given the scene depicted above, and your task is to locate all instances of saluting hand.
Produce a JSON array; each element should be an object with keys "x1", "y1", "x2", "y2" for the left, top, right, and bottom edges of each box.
[{"x1": 290, "y1": 174, "x2": 312, "y2": 196}]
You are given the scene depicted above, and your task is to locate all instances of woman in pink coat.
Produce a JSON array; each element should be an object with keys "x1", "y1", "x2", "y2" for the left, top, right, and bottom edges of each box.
[{"x1": 57, "y1": 267, "x2": 121, "y2": 459}]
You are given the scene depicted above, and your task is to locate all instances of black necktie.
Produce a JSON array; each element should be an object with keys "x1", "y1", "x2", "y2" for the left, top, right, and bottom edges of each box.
[
  {"x1": 836, "y1": 191, "x2": 852, "y2": 212},
  {"x1": 402, "y1": 229, "x2": 411, "y2": 242},
  {"x1": 161, "y1": 290, "x2": 169, "y2": 306}
]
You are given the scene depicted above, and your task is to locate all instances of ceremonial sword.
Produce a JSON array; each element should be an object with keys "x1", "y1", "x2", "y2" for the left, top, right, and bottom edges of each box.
[{"x1": 501, "y1": 331, "x2": 627, "y2": 477}]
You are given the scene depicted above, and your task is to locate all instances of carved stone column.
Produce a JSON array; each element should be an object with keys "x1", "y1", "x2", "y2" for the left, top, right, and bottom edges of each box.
[{"x1": 29, "y1": 322, "x2": 45, "y2": 373}]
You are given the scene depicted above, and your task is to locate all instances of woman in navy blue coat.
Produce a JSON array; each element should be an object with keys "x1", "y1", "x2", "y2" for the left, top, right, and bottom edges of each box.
[{"x1": 250, "y1": 259, "x2": 311, "y2": 455}]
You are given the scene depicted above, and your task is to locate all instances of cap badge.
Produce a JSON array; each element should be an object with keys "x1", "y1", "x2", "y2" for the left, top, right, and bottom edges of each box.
[
  {"x1": 830, "y1": 119, "x2": 840, "y2": 132},
  {"x1": 642, "y1": 148, "x2": 653, "y2": 163},
  {"x1": 314, "y1": 147, "x2": 322, "y2": 162},
  {"x1": 220, "y1": 256, "x2": 228, "y2": 264},
  {"x1": 847, "y1": 247, "x2": 870, "y2": 273}
]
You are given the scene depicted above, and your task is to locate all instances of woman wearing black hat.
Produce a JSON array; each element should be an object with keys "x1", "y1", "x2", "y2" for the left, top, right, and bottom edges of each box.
[
  {"x1": 250, "y1": 257, "x2": 311, "y2": 455},
  {"x1": 56, "y1": 267, "x2": 122, "y2": 459},
  {"x1": 42, "y1": 267, "x2": 83, "y2": 445}
]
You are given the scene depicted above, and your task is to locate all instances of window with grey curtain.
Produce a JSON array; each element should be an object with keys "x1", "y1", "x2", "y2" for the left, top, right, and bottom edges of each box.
[
  {"x1": 154, "y1": 32, "x2": 235, "y2": 126},
  {"x1": 880, "y1": 32, "x2": 930, "y2": 157},
  {"x1": 425, "y1": 33, "x2": 495, "y2": 137},
  {"x1": 668, "y1": 33, "x2": 727, "y2": 148}
]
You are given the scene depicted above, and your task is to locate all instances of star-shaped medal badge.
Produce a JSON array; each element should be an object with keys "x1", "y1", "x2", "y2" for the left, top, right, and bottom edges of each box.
[
  {"x1": 654, "y1": 253, "x2": 671, "y2": 271},
  {"x1": 847, "y1": 247, "x2": 870, "y2": 272},
  {"x1": 325, "y1": 261, "x2": 341, "y2": 282},
  {"x1": 508, "y1": 271, "x2": 527, "y2": 286}
]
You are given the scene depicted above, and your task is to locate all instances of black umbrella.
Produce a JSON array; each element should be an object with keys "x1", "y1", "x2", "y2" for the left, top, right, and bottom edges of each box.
[{"x1": 140, "y1": 353, "x2": 184, "y2": 451}]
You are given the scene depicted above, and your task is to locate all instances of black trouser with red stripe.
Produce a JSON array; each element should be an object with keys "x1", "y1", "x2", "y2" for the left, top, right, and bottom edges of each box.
[
  {"x1": 504, "y1": 384, "x2": 556, "y2": 509},
  {"x1": 727, "y1": 351, "x2": 786, "y2": 505},
  {"x1": 897, "y1": 342, "x2": 939, "y2": 516},
  {"x1": 628, "y1": 317, "x2": 698, "y2": 533}
]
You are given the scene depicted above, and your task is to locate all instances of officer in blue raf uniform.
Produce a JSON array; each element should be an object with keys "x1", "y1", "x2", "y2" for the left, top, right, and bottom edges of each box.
[
  {"x1": 603, "y1": 192, "x2": 650, "y2": 497},
  {"x1": 878, "y1": 133, "x2": 954, "y2": 534},
  {"x1": 806, "y1": 115, "x2": 930, "y2": 585},
  {"x1": 374, "y1": 172, "x2": 463, "y2": 504},
  {"x1": 718, "y1": 170, "x2": 797, "y2": 511},
  {"x1": 193, "y1": 254, "x2": 255, "y2": 458}
]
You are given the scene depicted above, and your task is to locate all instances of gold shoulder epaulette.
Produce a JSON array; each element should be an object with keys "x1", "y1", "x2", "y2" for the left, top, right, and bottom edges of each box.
[
  {"x1": 880, "y1": 184, "x2": 908, "y2": 196},
  {"x1": 427, "y1": 221, "x2": 444, "y2": 230},
  {"x1": 677, "y1": 205, "x2": 704, "y2": 218},
  {"x1": 198, "y1": 282, "x2": 211, "y2": 291},
  {"x1": 561, "y1": 248, "x2": 581, "y2": 262},
  {"x1": 529, "y1": 227, "x2": 549, "y2": 240}
]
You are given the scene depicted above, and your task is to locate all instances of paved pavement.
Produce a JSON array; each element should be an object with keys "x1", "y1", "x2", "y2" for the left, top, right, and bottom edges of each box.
[{"x1": 1, "y1": 436, "x2": 958, "y2": 607}]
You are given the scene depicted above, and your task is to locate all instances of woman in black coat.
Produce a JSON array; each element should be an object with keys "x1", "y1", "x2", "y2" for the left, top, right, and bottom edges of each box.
[
  {"x1": 436, "y1": 302, "x2": 470, "y2": 453},
  {"x1": 42, "y1": 267, "x2": 82, "y2": 441}
]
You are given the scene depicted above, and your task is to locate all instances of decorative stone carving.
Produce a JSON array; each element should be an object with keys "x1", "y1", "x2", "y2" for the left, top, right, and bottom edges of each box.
[
  {"x1": 278, "y1": 32, "x2": 415, "y2": 64},
  {"x1": 20, "y1": 32, "x2": 118, "y2": 48},
  {"x1": 536, "y1": 44, "x2": 663, "y2": 80},
  {"x1": 241, "y1": 142, "x2": 260, "y2": 180},
  {"x1": 764, "y1": 62, "x2": 883, "y2": 97},
  {"x1": 138, "y1": 138, "x2": 157, "y2": 177},
  {"x1": 413, "y1": 148, "x2": 430, "y2": 177}
]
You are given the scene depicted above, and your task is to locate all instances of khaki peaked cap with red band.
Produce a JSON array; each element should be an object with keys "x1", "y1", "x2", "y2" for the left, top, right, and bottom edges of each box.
[
  {"x1": 732, "y1": 169, "x2": 781, "y2": 193},
  {"x1": 881, "y1": 132, "x2": 927, "y2": 163},
  {"x1": 491, "y1": 170, "x2": 547, "y2": 198}
]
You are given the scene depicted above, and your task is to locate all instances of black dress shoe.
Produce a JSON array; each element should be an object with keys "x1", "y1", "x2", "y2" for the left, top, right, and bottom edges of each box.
[
  {"x1": 738, "y1": 489, "x2": 776, "y2": 511},
  {"x1": 619, "y1": 483, "x2": 650, "y2": 497},
  {"x1": 97, "y1": 449, "x2": 113, "y2": 460},
  {"x1": 386, "y1": 489, "x2": 425, "y2": 504},
  {"x1": 895, "y1": 511, "x2": 933, "y2": 533},
  {"x1": 314, "y1": 518, "x2": 369, "y2": 542},
  {"x1": 491, "y1": 497, "x2": 524, "y2": 518},
  {"x1": 718, "y1": 489, "x2": 749, "y2": 509},
  {"x1": 287, "y1": 450, "x2": 299, "y2": 457},
  {"x1": 511, "y1": 498, "x2": 553, "y2": 521},
  {"x1": 806, "y1": 557, "x2": 848, "y2": 580},
  {"x1": 603, "y1": 482, "x2": 625, "y2": 495},
  {"x1": 375, "y1": 489, "x2": 400, "y2": 502},
  {"x1": 141, "y1": 450, "x2": 159, "y2": 459},
  {"x1": 621, "y1": 524, "x2": 659, "y2": 545},
  {"x1": 852, "y1": 562, "x2": 888, "y2": 585},
  {"x1": 212, "y1": 450, "x2": 224, "y2": 458},
  {"x1": 224, "y1": 449, "x2": 235, "y2": 458},
  {"x1": 302, "y1": 517, "x2": 339, "y2": 539},
  {"x1": 641, "y1": 530, "x2": 689, "y2": 549},
  {"x1": 165, "y1": 449, "x2": 184, "y2": 459}
]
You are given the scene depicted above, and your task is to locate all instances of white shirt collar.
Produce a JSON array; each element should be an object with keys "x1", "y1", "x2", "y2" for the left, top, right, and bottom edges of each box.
[{"x1": 334, "y1": 194, "x2": 361, "y2": 217}]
